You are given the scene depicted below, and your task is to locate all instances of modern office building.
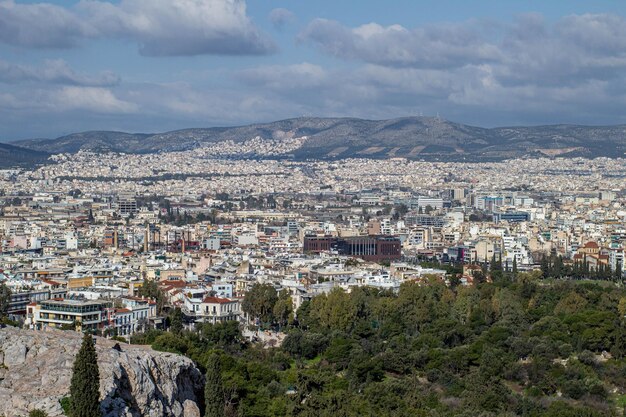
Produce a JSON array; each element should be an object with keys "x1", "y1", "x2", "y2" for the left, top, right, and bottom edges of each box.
[
  {"x1": 27, "y1": 299, "x2": 112, "y2": 331},
  {"x1": 493, "y1": 211, "x2": 531, "y2": 223}
]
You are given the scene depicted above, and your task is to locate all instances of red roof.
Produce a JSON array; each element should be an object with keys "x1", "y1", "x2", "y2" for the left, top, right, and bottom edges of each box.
[
  {"x1": 115, "y1": 308, "x2": 131, "y2": 313},
  {"x1": 202, "y1": 296, "x2": 232, "y2": 304}
]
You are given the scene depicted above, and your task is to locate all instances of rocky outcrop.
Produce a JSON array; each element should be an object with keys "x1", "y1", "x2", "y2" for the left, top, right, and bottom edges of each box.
[{"x1": 0, "y1": 327, "x2": 204, "y2": 417}]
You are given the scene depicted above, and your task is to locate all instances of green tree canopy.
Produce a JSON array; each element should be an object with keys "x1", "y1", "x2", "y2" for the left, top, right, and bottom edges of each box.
[{"x1": 242, "y1": 283, "x2": 279, "y2": 326}]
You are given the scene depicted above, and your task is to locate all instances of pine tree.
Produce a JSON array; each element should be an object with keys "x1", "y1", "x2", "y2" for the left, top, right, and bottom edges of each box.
[
  {"x1": 70, "y1": 332, "x2": 101, "y2": 417},
  {"x1": 205, "y1": 354, "x2": 225, "y2": 417}
]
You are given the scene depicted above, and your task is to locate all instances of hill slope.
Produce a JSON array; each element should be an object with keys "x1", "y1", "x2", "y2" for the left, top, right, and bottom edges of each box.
[
  {"x1": 0, "y1": 142, "x2": 50, "y2": 168},
  {"x1": 12, "y1": 117, "x2": 626, "y2": 161}
]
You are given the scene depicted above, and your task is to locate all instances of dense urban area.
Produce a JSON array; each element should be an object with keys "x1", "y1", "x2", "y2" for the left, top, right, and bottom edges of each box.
[{"x1": 1, "y1": 149, "x2": 626, "y2": 417}]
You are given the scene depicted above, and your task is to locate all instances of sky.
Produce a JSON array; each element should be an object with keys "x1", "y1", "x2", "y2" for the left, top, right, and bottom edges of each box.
[{"x1": 2, "y1": 0, "x2": 626, "y2": 140}]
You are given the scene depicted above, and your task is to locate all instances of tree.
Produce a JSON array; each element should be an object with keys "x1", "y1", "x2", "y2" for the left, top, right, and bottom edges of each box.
[
  {"x1": 0, "y1": 283, "x2": 11, "y2": 318},
  {"x1": 70, "y1": 333, "x2": 101, "y2": 417},
  {"x1": 169, "y1": 307, "x2": 184, "y2": 334},
  {"x1": 137, "y1": 279, "x2": 165, "y2": 313},
  {"x1": 618, "y1": 297, "x2": 626, "y2": 318},
  {"x1": 273, "y1": 290, "x2": 294, "y2": 329},
  {"x1": 205, "y1": 354, "x2": 225, "y2": 417},
  {"x1": 512, "y1": 256, "x2": 518, "y2": 275},
  {"x1": 242, "y1": 284, "x2": 278, "y2": 326}
]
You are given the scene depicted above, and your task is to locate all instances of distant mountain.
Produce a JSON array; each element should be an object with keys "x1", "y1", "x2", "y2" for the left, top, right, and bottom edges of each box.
[
  {"x1": 0, "y1": 142, "x2": 50, "y2": 169},
  {"x1": 12, "y1": 117, "x2": 626, "y2": 161}
]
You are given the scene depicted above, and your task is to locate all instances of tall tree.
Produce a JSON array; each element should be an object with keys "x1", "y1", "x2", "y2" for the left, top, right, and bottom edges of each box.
[
  {"x1": 273, "y1": 290, "x2": 294, "y2": 329},
  {"x1": 70, "y1": 333, "x2": 101, "y2": 417},
  {"x1": 169, "y1": 307, "x2": 184, "y2": 334},
  {"x1": 241, "y1": 283, "x2": 278, "y2": 326},
  {"x1": 0, "y1": 283, "x2": 11, "y2": 318},
  {"x1": 204, "y1": 354, "x2": 225, "y2": 417}
]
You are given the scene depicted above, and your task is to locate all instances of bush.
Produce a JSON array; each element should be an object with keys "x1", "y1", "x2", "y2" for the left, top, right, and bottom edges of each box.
[
  {"x1": 151, "y1": 332, "x2": 189, "y2": 354},
  {"x1": 29, "y1": 409, "x2": 48, "y2": 417},
  {"x1": 561, "y1": 379, "x2": 586, "y2": 400},
  {"x1": 59, "y1": 397, "x2": 71, "y2": 415},
  {"x1": 577, "y1": 350, "x2": 596, "y2": 366},
  {"x1": 282, "y1": 330, "x2": 328, "y2": 359}
]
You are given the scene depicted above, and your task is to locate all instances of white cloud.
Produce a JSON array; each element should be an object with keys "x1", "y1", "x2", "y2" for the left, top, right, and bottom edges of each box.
[
  {"x1": 0, "y1": 0, "x2": 275, "y2": 56},
  {"x1": 299, "y1": 18, "x2": 500, "y2": 68},
  {"x1": 0, "y1": 0, "x2": 94, "y2": 48},
  {"x1": 53, "y1": 86, "x2": 138, "y2": 113},
  {"x1": 300, "y1": 13, "x2": 626, "y2": 84}
]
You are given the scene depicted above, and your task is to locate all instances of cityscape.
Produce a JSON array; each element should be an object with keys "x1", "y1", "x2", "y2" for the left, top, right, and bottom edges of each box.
[{"x1": 1, "y1": 1, "x2": 626, "y2": 417}]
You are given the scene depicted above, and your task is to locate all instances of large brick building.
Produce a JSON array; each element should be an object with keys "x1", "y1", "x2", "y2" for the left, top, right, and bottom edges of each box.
[{"x1": 304, "y1": 235, "x2": 401, "y2": 262}]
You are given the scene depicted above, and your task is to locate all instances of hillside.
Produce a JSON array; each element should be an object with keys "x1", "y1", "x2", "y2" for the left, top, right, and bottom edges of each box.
[
  {"x1": 0, "y1": 142, "x2": 50, "y2": 168},
  {"x1": 11, "y1": 117, "x2": 626, "y2": 161}
]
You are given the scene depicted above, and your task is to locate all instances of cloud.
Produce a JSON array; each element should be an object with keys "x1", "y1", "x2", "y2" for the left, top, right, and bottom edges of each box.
[
  {"x1": 299, "y1": 18, "x2": 500, "y2": 68},
  {"x1": 0, "y1": 85, "x2": 137, "y2": 114},
  {"x1": 269, "y1": 8, "x2": 295, "y2": 29},
  {"x1": 0, "y1": 0, "x2": 94, "y2": 48},
  {"x1": 0, "y1": 0, "x2": 276, "y2": 56},
  {"x1": 53, "y1": 86, "x2": 138, "y2": 113},
  {"x1": 0, "y1": 59, "x2": 120, "y2": 86},
  {"x1": 495, "y1": 13, "x2": 626, "y2": 87},
  {"x1": 300, "y1": 14, "x2": 626, "y2": 84},
  {"x1": 237, "y1": 62, "x2": 327, "y2": 90}
]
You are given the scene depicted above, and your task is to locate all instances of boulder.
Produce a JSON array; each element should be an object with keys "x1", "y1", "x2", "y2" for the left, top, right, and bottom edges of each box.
[{"x1": 0, "y1": 327, "x2": 204, "y2": 417}]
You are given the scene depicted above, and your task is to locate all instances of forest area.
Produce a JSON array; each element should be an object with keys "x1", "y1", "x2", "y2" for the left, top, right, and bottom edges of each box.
[{"x1": 134, "y1": 273, "x2": 626, "y2": 417}]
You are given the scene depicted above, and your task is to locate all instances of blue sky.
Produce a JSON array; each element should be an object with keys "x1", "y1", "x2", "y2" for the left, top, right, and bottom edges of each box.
[{"x1": 2, "y1": 0, "x2": 626, "y2": 140}]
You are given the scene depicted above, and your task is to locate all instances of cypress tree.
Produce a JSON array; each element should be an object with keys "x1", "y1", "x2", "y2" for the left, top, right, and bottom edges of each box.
[
  {"x1": 540, "y1": 255, "x2": 549, "y2": 278},
  {"x1": 0, "y1": 283, "x2": 11, "y2": 318},
  {"x1": 512, "y1": 256, "x2": 518, "y2": 275},
  {"x1": 70, "y1": 332, "x2": 101, "y2": 417},
  {"x1": 205, "y1": 354, "x2": 225, "y2": 417}
]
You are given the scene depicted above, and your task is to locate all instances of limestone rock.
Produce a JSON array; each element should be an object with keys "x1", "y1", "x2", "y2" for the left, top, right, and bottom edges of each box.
[{"x1": 0, "y1": 327, "x2": 203, "y2": 417}]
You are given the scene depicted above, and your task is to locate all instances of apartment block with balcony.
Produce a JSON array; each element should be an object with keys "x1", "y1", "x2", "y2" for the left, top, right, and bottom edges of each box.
[{"x1": 27, "y1": 299, "x2": 112, "y2": 331}]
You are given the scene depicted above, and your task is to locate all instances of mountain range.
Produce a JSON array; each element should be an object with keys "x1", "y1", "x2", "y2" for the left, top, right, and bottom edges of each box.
[{"x1": 3, "y1": 116, "x2": 626, "y2": 168}]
